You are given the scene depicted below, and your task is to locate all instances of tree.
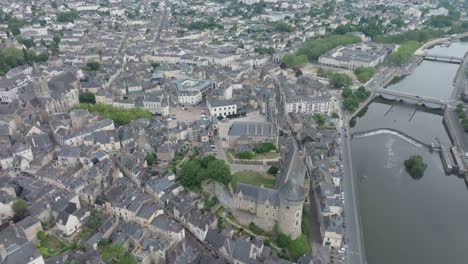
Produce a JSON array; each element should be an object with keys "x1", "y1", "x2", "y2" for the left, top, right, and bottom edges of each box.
[
  {"x1": 331, "y1": 112, "x2": 340, "y2": 118},
  {"x1": 101, "y1": 243, "x2": 136, "y2": 264},
  {"x1": 461, "y1": 118, "x2": 468, "y2": 132},
  {"x1": 276, "y1": 234, "x2": 292, "y2": 248},
  {"x1": 36, "y1": 231, "x2": 46, "y2": 241},
  {"x1": 404, "y1": 155, "x2": 427, "y2": 179},
  {"x1": 330, "y1": 73, "x2": 352, "y2": 88},
  {"x1": 355, "y1": 86, "x2": 370, "y2": 102},
  {"x1": 268, "y1": 166, "x2": 279, "y2": 176},
  {"x1": 12, "y1": 199, "x2": 29, "y2": 222},
  {"x1": 281, "y1": 53, "x2": 308, "y2": 68},
  {"x1": 343, "y1": 94, "x2": 360, "y2": 112},
  {"x1": 79, "y1": 92, "x2": 96, "y2": 104},
  {"x1": 150, "y1": 62, "x2": 160, "y2": 69},
  {"x1": 145, "y1": 153, "x2": 157, "y2": 166},
  {"x1": 354, "y1": 67, "x2": 376, "y2": 83},
  {"x1": 82, "y1": 61, "x2": 100, "y2": 72},
  {"x1": 179, "y1": 156, "x2": 231, "y2": 189},
  {"x1": 288, "y1": 235, "x2": 310, "y2": 261},
  {"x1": 56, "y1": 10, "x2": 80, "y2": 23},
  {"x1": 312, "y1": 113, "x2": 326, "y2": 127},
  {"x1": 342, "y1": 87, "x2": 352, "y2": 98}
]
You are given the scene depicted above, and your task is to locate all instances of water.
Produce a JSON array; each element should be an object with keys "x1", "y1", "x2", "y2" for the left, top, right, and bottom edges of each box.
[
  {"x1": 352, "y1": 41, "x2": 468, "y2": 264},
  {"x1": 385, "y1": 61, "x2": 458, "y2": 100}
]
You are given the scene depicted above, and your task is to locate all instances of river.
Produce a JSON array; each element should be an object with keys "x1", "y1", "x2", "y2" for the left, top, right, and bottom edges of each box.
[{"x1": 351, "y1": 40, "x2": 468, "y2": 264}]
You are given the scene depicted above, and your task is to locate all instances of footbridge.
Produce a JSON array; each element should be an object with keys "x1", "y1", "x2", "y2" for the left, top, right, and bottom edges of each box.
[
  {"x1": 421, "y1": 53, "x2": 463, "y2": 64},
  {"x1": 374, "y1": 88, "x2": 447, "y2": 109}
]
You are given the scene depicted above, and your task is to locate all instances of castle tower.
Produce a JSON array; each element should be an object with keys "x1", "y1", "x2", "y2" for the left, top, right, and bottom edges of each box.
[{"x1": 278, "y1": 179, "x2": 305, "y2": 240}]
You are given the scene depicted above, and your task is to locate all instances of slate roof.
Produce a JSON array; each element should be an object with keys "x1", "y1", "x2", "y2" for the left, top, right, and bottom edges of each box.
[
  {"x1": 228, "y1": 122, "x2": 277, "y2": 137},
  {"x1": 1, "y1": 241, "x2": 42, "y2": 264},
  {"x1": 236, "y1": 183, "x2": 279, "y2": 206},
  {"x1": 150, "y1": 214, "x2": 183, "y2": 233}
]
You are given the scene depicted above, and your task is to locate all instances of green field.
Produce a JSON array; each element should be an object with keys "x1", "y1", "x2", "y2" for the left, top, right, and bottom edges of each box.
[{"x1": 231, "y1": 171, "x2": 276, "y2": 189}]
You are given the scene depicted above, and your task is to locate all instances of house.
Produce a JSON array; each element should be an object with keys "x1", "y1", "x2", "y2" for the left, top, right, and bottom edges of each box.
[
  {"x1": 17, "y1": 216, "x2": 42, "y2": 242},
  {"x1": 136, "y1": 202, "x2": 163, "y2": 226},
  {"x1": 207, "y1": 99, "x2": 238, "y2": 118},
  {"x1": 150, "y1": 215, "x2": 185, "y2": 242},
  {"x1": 56, "y1": 204, "x2": 89, "y2": 236},
  {"x1": 0, "y1": 241, "x2": 45, "y2": 264}
]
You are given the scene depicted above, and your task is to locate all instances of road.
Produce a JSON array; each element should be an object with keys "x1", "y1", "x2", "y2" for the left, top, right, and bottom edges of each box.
[
  {"x1": 340, "y1": 106, "x2": 367, "y2": 264},
  {"x1": 446, "y1": 51, "x2": 468, "y2": 152}
]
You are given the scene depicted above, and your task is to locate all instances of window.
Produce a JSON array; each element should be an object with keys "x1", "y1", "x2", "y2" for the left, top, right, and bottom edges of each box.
[{"x1": 266, "y1": 212, "x2": 269, "y2": 216}]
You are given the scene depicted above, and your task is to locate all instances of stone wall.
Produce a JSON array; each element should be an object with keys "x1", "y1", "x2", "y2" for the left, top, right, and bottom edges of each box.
[{"x1": 202, "y1": 180, "x2": 235, "y2": 211}]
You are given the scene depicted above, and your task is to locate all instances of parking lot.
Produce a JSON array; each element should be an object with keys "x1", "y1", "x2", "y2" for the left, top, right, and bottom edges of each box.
[{"x1": 167, "y1": 106, "x2": 205, "y2": 128}]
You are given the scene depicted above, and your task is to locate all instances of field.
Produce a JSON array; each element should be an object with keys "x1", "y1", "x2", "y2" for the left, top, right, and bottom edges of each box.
[{"x1": 231, "y1": 170, "x2": 276, "y2": 189}]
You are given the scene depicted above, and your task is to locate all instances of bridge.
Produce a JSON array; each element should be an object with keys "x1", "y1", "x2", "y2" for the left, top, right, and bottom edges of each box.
[
  {"x1": 374, "y1": 88, "x2": 447, "y2": 109},
  {"x1": 421, "y1": 53, "x2": 463, "y2": 64}
]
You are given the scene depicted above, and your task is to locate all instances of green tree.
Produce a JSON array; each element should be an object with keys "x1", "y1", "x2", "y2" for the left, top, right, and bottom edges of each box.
[
  {"x1": 354, "y1": 67, "x2": 376, "y2": 83},
  {"x1": 145, "y1": 153, "x2": 157, "y2": 166},
  {"x1": 79, "y1": 92, "x2": 96, "y2": 104},
  {"x1": 281, "y1": 53, "x2": 308, "y2": 68},
  {"x1": 12, "y1": 199, "x2": 29, "y2": 222},
  {"x1": 341, "y1": 88, "x2": 353, "y2": 98},
  {"x1": 179, "y1": 156, "x2": 231, "y2": 189},
  {"x1": 404, "y1": 155, "x2": 427, "y2": 179},
  {"x1": 276, "y1": 233, "x2": 292, "y2": 248},
  {"x1": 56, "y1": 10, "x2": 80, "y2": 23},
  {"x1": 82, "y1": 61, "x2": 100, "y2": 72},
  {"x1": 297, "y1": 34, "x2": 361, "y2": 61},
  {"x1": 343, "y1": 94, "x2": 360, "y2": 112},
  {"x1": 355, "y1": 86, "x2": 370, "y2": 102},
  {"x1": 268, "y1": 166, "x2": 279, "y2": 176},
  {"x1": 288, "y1": 235, "x2": 311, "y2": 261},
  {"x1": 330, "y1": 73, "x2": 352, "y2": 88},
  {"x1": 389, "y1": 41, "x2": 421, "y2": 65},
  {"x1": 101, "y1": 243, "x2": 136, "y2": 264},
  {"x1": 36, "y1": 231, "x2": 46, "y2": 241},
  {"x1": 331, "y1": 112, "x2": 340, "y2": 118},
  {"x1": 312, "y1": 113, "x2": 326, "y2": 127}
]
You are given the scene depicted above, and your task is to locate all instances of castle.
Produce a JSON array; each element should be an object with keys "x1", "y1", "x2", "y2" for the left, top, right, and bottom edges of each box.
[{"x1": 205, "y1": 138, "x2": 308, "y2": 239}]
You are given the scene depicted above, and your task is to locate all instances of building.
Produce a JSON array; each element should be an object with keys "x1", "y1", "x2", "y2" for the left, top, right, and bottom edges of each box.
[
  {"x1": 0, "y1": 79, "x2": 18, "y2": 103},
  {"x1": 227, "y1": 121, "x2": 278, "y2": 148},
  {"x1": 318, "y1": 43, "x2": 394, "y2": 70},
  {"x1": 205, "y1": 139, "x2": 307, "y2": 239},
  {"x1": 207, "y1": 99, "x2": 237, "y2": 118},
  {"x1": 175, "y1": 79, "x2": 213, "y2": 106},
  {"x1": 285, "y1": 94, "x2": 334, "y2": 115}
]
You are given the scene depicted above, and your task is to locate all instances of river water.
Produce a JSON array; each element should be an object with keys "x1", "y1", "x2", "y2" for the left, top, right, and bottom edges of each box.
[{"x1": 351, "y1": 40, "x2": 468, "y2": 264}]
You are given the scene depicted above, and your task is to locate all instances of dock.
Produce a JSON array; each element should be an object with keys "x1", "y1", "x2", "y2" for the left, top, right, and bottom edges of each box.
[
  {"x1": 440, "y1": 145, "x2": 454, "y2": 174},
  {"x1": 450, "y1": 146, "x2": 467, "y2": 175}
]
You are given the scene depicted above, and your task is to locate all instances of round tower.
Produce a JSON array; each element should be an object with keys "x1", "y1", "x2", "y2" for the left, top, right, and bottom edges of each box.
[{"x1": 278, "y1": 179, "x2": 305, "y2": 240}]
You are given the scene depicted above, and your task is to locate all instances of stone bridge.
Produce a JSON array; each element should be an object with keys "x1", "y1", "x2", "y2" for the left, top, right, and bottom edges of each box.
[{"x1": 374, "y1": 88, "x2": 447, "y2": 109}]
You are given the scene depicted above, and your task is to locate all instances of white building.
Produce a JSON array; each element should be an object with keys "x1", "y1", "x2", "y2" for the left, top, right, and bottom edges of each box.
[
  {"x1": 207, "y1": 99, "x2": 238, "y2": 118},
  {"x1": 175, "y1": 79, "x2": 213, "y2": 106},
  {"x1": 318, "y1": 43, "x2": 394, "y2": 70},
  {"x1": 285, "y1": 95, "x2": 334, "y2": 115}
]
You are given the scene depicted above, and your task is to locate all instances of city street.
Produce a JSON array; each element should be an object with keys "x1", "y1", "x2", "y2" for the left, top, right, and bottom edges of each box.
[{"x1": 340, "y1": 107, "x2": 367, "y2": 264}]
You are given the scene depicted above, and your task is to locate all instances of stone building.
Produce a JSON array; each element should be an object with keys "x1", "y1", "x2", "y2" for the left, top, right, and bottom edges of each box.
[
  {"x1": 227, "y1": 121, "x2": 279, "y2": 148},
  {"x1": 206, "y1": 139, "x2": 307, "y2": 239}
]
